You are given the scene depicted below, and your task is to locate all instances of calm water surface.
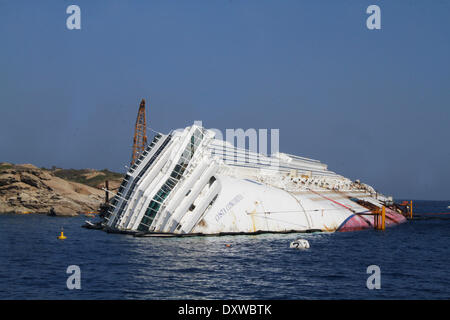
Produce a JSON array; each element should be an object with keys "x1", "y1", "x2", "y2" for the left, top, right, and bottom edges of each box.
[{"x1": 1, "y1": 200, "x2": 449, "y2": 299}]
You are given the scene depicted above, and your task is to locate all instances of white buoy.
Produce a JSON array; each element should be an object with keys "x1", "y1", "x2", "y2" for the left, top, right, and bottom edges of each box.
[{"x1": 290, "y1": 239, "x2": 310, "y2": 249}]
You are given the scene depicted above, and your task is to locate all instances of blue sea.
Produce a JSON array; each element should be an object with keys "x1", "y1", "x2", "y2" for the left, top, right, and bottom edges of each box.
[{"x1": 1, "y1": 200, "x2": 449, "y2": 300}]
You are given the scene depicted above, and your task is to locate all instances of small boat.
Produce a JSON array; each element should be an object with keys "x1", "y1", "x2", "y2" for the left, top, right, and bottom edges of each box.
[
  {"x1": 82, "y1": 220, "x2": 104, "y2": 230},
  {"x1": 290, "y1": 239, "x2": 310, "y2": 249}
]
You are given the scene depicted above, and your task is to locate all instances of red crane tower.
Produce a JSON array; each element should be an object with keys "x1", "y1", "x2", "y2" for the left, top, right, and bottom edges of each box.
[{"x1": 131, "y1": 98, "x2": 148, "y2": 166}]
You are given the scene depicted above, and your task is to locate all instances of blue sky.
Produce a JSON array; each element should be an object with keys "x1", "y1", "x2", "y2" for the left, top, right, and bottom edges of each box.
[{"x1": 0, "y1": 1, "x2": 449, "y2": 200}]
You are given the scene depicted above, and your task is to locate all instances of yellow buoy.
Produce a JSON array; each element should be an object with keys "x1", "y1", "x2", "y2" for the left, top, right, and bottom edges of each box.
[{"x1": 58, "y1": 228, "x2": 67, "y2": 240}]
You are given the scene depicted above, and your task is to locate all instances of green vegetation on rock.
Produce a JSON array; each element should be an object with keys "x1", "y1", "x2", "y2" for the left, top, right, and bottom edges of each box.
[
  {"x1": 0, "y1": 163, "x2": 13, "y2": 170},
  {"x1": 52, "y1": 168, "x2": 123, "y2": 188}
]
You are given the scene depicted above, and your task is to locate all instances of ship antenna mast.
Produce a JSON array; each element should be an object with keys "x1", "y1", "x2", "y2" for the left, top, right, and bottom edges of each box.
[{"x1": 131, "y1": 98, "x2": 148, "y2": 166}]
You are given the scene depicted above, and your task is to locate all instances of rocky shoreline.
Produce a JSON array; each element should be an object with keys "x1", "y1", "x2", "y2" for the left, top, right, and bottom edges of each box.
[{"x1": 0, "y1": 162, "x2": 123, "y2": 216}]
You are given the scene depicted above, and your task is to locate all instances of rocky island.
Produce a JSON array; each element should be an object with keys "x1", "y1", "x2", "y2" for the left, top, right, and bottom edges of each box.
[{"x1": 0, "y1": 162, "x2": 123, "y2": 216}]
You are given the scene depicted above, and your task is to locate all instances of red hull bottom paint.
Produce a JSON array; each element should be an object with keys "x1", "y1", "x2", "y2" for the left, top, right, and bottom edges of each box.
[
  {"x1": 385, "y1": 208, "x2": 407, "y2": 224},
  {"x1": 338, "y1": 209, "x2": 406, "y2": 232},
  {"x1": 337, "y1": 214, "x2": 371, "y2": 232}
]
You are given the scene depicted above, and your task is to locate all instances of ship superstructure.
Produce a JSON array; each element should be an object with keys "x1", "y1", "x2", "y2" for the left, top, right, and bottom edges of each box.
[{"x1": 103, "y1": 124, "x2": 406, "y2": 235}]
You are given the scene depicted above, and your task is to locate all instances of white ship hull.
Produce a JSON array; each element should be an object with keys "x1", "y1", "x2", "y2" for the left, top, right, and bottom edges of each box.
[{"x1": 103, "y1": 124, "x2": 406, "y2": 235}]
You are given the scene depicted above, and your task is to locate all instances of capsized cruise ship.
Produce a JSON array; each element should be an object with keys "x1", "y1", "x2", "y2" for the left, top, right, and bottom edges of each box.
[{"x1": 101, "y1": 124, "x2": 406, "y2": 235}]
